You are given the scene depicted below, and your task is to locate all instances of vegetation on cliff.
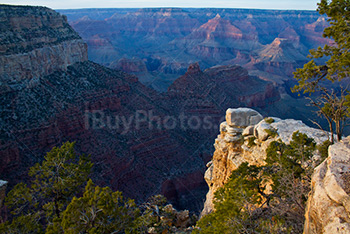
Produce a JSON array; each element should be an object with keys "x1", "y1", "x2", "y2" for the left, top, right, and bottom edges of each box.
[
  {"x1": 196, "y1": 132, "x2": 324, "y2": 233},
  {"x1": 0, "y1": 142, "x2": 195, "y2": 233}
]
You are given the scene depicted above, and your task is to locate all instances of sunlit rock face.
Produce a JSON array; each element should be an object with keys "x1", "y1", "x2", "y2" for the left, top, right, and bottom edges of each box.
[{"x1": 304, "y1": 137, "x2": 350, "y2": 234}]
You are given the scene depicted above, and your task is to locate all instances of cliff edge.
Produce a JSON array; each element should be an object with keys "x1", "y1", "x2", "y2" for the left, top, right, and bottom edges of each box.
[{"x1": 201, "y1": 108, "x2": 329, "y2": 217}]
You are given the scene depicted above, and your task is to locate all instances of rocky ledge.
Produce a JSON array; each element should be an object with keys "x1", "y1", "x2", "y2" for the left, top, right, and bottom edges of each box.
[{"x1": 201, "y1": 107, "x2": 329, "y2": 216}]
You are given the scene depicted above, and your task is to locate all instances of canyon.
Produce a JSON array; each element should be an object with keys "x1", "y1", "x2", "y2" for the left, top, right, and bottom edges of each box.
[
  {"x1": 0, "y1": 5, "x2": 285, "y2": 212},
  {"x1": 1, "y1": 4, "x2": 350, "y2": 231},
  {"x1": 59, "y1": 7, "x2": 331, "y2": 93},
  {"x1": 58, "y1": 7, "x2": 336, "y2": 130}
]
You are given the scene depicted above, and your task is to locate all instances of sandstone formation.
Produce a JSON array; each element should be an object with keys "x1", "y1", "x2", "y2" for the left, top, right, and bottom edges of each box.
[
  {"x1": 304, "y1": 137, "x2": 350, "y2": 234},
  {"x1": 0, "y1": 5, "x2": 87, "y2": 85},
  {"x1": 167, "y1": 63, "x2": 280, "y2": 109},
  {"x1": 201, "y1": 108, "x2": 329, "y2": 216}
]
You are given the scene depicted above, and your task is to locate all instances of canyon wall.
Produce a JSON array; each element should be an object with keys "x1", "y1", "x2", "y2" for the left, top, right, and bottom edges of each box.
[
  {"x1": 58, "y1": 8, "x2": 331, "y2": 93},
  {"x1": 0, "y1": 5, "x2": 87, "y2": 85}
]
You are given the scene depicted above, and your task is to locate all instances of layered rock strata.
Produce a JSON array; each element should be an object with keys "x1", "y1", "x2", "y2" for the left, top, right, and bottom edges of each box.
[
  {"x1": 0, "y1": 5, "x2": 87, "y2": 85},
  {"x1": 201, "y1": 108, "x2": 329, "y2": 216}
]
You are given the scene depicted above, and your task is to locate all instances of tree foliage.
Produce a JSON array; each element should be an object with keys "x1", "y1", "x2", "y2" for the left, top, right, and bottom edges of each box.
[
  {"x1": 196, "y1": 132, "x2": 319, "y2": 233},
  {"x1": 0, "y1": 142, "x2": 195, "y2": 233},
  {"x1": 293, "y1": 0, "x2": 350, "y2": 143},
  {"x1": 52, "y1": 179, "x2": 139, "y2": 234},
  {"x1": 0, "y1": 142, "x2": 93, "y2": 233}
]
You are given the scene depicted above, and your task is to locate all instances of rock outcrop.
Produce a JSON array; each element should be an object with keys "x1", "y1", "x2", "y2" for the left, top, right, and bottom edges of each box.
[
  {"x1": 0, "y1": 5, "x2": 87, "y2": 85},
  {"x1": 0, "y1": 180, "x2": 7, "y2": 221},
  {"x1": 167, "y1": 63, "x2": 280, "y2": 109},
  {"x1": 304, "y1": 137, "x2": 350, "y2": 234},
  {"x1": 0, "y1": 180, "x2": 7, "y2": 208},
  {"x1": 201, "y1": 108, "x2": 329, "y2": 216}
]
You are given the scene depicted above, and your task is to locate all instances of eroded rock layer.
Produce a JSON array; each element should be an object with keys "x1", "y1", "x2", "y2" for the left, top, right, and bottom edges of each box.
[{"x1": 0, "y1": 5, "x2": 87, "y2": 84}]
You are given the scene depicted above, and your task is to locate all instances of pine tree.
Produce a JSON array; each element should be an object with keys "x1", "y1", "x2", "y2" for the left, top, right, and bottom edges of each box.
[
  {"x1": 293, "y1": 0, "x2": 350, "y2": 143},
  {"x1": 0, "y1": 142, "x2": 93, "y2": 233},
  {"x1": 53, "y1": 179, "x2": 139, "y2": 234}
]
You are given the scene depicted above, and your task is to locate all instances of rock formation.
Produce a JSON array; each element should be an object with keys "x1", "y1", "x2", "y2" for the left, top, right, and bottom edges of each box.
[
  {"x1": 167, "y1": 63, "x2": 280, "y2": 109},
  {"x1": 0, "y1": 180, "x2": 7, "y2": 208},
  {"x1": 59, "y1": 8, "x2": 329, "y2": 93},
  {"x1": 0, "y1": 5, "x2": 87, "y2": 85},
  {"x1": 0, "y1": 180, "x2": 7, "y2": 221},
  {"x1": 201, "y1": 108, "x2": 329, "y2": 216},
  {"x1": 304, "y1": 137, "x2": 350, "y2": 234}
]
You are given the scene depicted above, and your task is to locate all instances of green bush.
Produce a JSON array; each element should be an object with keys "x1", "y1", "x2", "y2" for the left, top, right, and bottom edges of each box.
[{"x1": 264, "y1": 117, "x2": 275, "y2": 124}]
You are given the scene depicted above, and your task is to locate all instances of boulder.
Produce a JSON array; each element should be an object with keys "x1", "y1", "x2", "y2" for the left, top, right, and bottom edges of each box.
[
  {"x1": 254, "y1": 117, "x2": 281, "y2": 141},
  {"x1": 204, "y1": 163, "x2": 214, "y2": 185},
  {"x1": 226, "y1": 126, "x2": 243, "y2": 136},
  {"x1": 242, "y1": 125, "x2": 255, "y2": 136},
  {"x1": 220, "y1": 121, "x2": 228, "y2": 133},
  {"x1": 226, "y1": 108, "x2": 263, "y2": 127},
  {"x1": 224, "y1": 134, "x2": 241, "y2": 143}
]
